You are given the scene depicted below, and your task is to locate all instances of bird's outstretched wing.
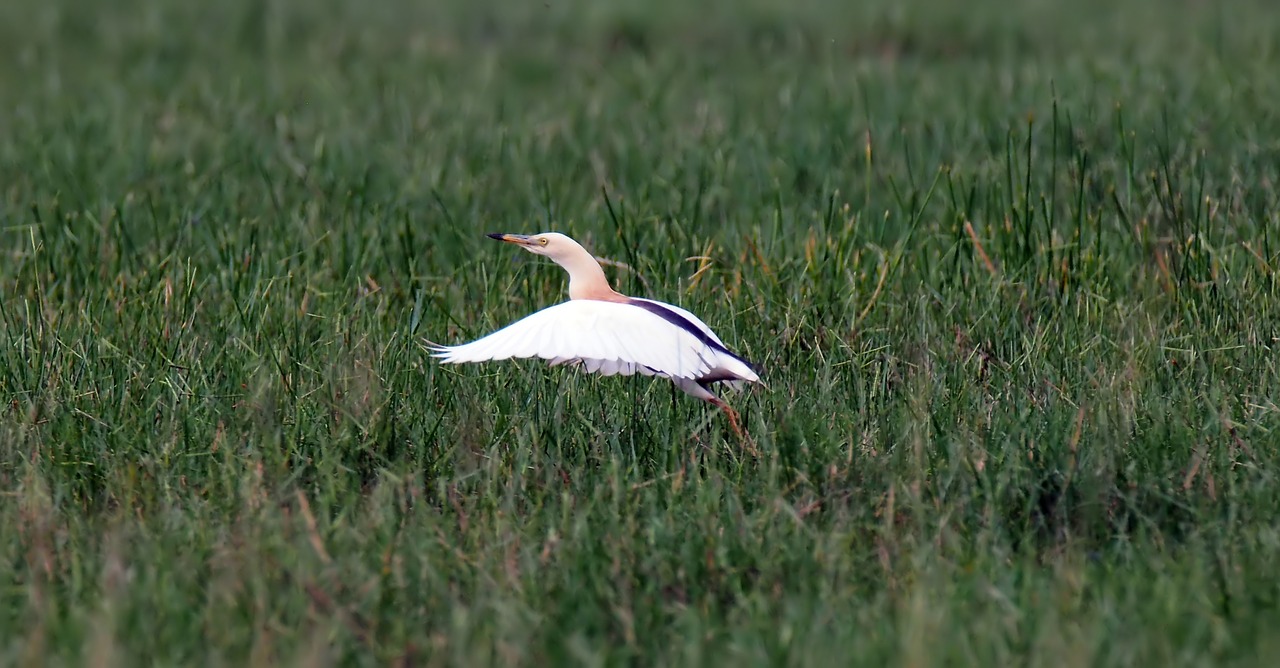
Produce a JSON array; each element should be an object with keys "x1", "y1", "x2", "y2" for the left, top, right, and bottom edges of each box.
[{"x1": 430, "y1": 300, "x2": 725, "y2": 381}]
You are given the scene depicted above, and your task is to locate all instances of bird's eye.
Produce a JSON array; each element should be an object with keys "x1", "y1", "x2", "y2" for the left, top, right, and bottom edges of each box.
[{"x1": 539, "y1": 238, "x2": 548, "y2": 246}]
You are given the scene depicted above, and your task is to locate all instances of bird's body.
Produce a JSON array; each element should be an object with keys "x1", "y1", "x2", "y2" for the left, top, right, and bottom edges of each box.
[{"x1": 429, "y1": 232, "x2": 761, "y2": 439}]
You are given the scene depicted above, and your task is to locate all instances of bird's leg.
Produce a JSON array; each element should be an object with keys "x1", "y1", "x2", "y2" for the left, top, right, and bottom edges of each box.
[{"x1": 708, "y1": 398, "x2": 758, "y2": 456}]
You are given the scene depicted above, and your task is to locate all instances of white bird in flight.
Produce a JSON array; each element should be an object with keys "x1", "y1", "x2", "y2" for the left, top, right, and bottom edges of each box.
[{"x1": 430, "y1": 232, "x2": 762, "y2": 440}]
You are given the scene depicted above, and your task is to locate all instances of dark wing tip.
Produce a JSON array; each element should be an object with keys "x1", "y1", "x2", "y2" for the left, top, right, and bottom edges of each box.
[{"x1": 626, "y1": 298, "x2": 757, "y2": 370}]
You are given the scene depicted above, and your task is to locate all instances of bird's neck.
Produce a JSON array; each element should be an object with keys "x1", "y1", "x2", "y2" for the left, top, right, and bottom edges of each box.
[{"x1": 563, "y1": 253, "x2": 627, "y2": 302}]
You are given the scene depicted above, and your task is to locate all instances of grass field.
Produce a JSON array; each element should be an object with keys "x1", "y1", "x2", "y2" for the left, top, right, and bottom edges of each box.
[{"x1": 2, "y1": 0, "x2": 1279, "y2": 664}]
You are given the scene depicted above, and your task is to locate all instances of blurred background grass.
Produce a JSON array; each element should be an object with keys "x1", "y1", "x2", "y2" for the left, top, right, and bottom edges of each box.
[{"x1": 1, "y1": 0, "x2": 1279, "y2": 665}]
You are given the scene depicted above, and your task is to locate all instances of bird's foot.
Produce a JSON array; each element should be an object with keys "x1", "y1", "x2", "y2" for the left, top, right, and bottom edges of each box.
[{"x1": 710, "y1": 398, "x2": 759, "y2": 457}]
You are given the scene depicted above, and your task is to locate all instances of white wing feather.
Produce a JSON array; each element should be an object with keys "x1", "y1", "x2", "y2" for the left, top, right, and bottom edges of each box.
[
  {"x1": 431, "y1": 300, "x2": 726, "y2": 381},
  {"x1": 628, "y1": 297, "x2": 728, "y2": 347}
]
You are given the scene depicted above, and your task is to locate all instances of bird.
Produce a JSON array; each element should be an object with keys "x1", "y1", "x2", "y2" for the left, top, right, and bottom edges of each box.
[{"x1": 429, "y1": 232, "x2": 762, "y2": 441}]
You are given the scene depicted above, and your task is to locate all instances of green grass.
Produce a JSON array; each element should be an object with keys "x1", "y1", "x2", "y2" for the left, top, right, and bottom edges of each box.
[{"x1": 2, "y1": 0, "x2": 1279, "y2": 664}]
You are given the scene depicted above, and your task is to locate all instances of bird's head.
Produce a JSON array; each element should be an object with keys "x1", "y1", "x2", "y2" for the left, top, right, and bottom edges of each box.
[
  {"x1": 487, "y1": 232, "x2": 581, "y2": 261},
  {"x1": 487, "y1": 231, "x2": 619, "y2": 300}
]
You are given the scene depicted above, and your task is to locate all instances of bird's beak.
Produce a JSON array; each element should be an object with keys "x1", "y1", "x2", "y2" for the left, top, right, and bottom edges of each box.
[{"x1": 487, "y1": 233, "x2": 536, "y2": 247}]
